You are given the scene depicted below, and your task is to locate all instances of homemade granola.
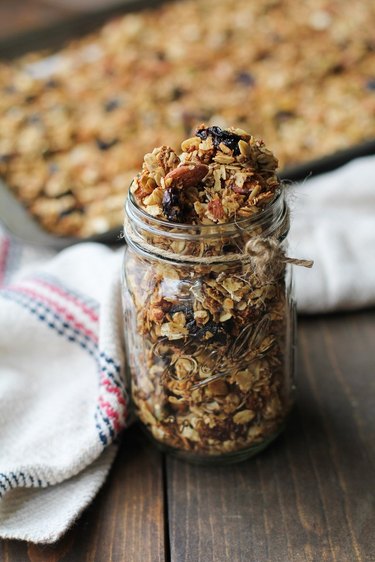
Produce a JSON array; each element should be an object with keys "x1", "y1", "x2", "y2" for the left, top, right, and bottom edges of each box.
[
  {"x1": 1, "y1": 0, "x2": 374, "y2": 237},
  {"x1": 123, "y1": 127, "x2": 295, "y2": 460},
  {"x1": 130, "y1": 125, "x2": 281, "y2": 226}
]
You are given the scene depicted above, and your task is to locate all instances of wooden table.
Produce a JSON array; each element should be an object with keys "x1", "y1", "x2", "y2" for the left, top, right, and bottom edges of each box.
[{"x1": 1, "y1": 311, "x2": 374, "y2": 562}]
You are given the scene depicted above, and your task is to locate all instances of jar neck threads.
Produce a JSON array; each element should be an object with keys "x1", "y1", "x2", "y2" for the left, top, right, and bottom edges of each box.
[{"x1": 124, "y1": 191, "x2": 290, "y2": 264}]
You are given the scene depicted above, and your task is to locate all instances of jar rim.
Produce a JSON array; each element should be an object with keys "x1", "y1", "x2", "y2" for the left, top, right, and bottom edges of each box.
[{"x1": 125, "y1": 188, "x2": 286, "y2": 240}]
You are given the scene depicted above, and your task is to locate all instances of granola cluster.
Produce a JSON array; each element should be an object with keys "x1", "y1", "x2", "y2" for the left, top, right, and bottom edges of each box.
[
  {"x1": 124, "y1": 258, "x2": 292, "y2": 457},
  {"x1": 1, "y1": 0, "x2": 374, "y2": 237},
  {"x1": 123, "y1": 128, "x2": 294, "y2": 459},
  {"x1": 131, "y1": 126, "x2": 280, "y2": 224}
]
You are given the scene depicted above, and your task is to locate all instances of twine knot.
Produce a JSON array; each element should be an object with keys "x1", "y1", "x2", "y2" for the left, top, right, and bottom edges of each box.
[{"x1": 245, "y1": 237, "x2": 314, "y2": 283}]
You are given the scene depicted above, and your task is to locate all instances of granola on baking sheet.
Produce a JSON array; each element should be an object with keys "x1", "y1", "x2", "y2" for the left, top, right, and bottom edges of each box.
[
  {"x1": 1, "y1": 0, "x2": 374, "y2": 237},
  {"x1": 123, "y1": 127, "x2": 294, "y2": 459}
]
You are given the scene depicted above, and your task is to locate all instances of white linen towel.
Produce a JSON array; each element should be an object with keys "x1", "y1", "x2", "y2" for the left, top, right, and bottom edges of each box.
[
  {"x1": 0, "y1": 155, "x2": 374, "y2": 543},
  {"x1": 290, "y1": 155, "x2": 375, "y2": 313}
]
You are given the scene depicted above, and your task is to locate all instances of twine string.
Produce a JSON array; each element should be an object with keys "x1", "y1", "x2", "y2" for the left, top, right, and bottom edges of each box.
[{"x1": 124, "y1": 214, "x2": 314, "y2": 273}]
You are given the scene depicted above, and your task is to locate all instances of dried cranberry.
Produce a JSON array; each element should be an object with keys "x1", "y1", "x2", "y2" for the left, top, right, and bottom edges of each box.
[{"x1": 196, "y1": 125, "x2": 241, "y2": 155}]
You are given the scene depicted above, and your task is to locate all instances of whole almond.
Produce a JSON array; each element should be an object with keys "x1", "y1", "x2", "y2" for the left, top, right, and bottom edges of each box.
[{"x1": 164, "y1": 163, "x2": 208, "y2": 189}]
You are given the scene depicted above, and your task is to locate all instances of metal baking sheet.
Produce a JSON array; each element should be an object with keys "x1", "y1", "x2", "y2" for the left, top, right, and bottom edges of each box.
[
  {"x1": 279, "y1": 139, "x2": 375, "y2": 182},
  {"x1": 0, "y1": 0, "x2": 169, "y2": 60},
  {"x1": 0, "y1": 179, "x2": 123, "y2": 248},
  {"x1": 0, "y1": 0, "x2": 374, "y2": 247}
]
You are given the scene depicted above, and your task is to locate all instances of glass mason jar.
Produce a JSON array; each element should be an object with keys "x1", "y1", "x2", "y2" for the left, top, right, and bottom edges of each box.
[{"x1": 122, "y1": 190, "x2": 296, "y2": 464}]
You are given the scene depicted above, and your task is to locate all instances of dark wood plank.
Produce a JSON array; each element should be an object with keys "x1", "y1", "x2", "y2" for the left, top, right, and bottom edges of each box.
[
  {"x1": 0, "y1": 424, "x2": 166, "y2": 562},
  {"x1": 167, "y1": 312, "x2": 375, "y2": 562}
]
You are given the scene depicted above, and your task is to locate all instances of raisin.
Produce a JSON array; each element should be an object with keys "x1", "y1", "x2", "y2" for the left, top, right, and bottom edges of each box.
[
  {"x1": 329, "y1": 63, "x2": 345, "y2": 75},
  {"x1": 196, "y1": 125, "x2": 241, "y2": 155},
  {"x1": 28, "y1": 113, "x2": 41, "y2": 124},
  {"x1": 162, "y1": 187, "x2": 185, "y2": 222},
  {"x1": 222, "y1": 244, "x2": 237, "y2": 253},
  {"x1": 194, "y1": 320, "x2": 230, "y2": 343},
  {"x1": 156, "y1": 51, "x2": 166, "y2": 61},
  {"x1": 185, "y1": 319, "x2": 199, "y2": 335},
  {"x1": 236, "y1": 71, "x2": 256, "y2": 87},
  {"x1": 104, "y1": 98, "x2": 121, "y2": 112},
  {"x1": 25, "y1": 95, "x2": 37, "y2": 104},
  {"x1": 171, "y1": 87, "x2": 185, "y2": 101},
  {"x1": 169, "y1": 303, "x2": 194, "y2": 318},
  {"x1": 273, "y1": 110, "x2": 295, "y2": 123},
  {"x1": 95, "y1": 138, "x2": 118, "y2": 151},
  {"x1": 46, "y1": 79, "x2": 60, "y2": 88},
  {"x1": 59, "y1": 207, "x2": 83, "y2": 218}
]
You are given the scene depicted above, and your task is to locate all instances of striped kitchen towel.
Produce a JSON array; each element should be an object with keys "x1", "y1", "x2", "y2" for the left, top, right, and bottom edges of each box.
[{"x1": 0, "y1": 232, "x2": 128, "y2": 543}]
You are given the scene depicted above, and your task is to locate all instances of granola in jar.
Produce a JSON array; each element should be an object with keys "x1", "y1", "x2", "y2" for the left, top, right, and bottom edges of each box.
[{"x1": 122, "y1": 126, "x2": 300, "y2": 463}]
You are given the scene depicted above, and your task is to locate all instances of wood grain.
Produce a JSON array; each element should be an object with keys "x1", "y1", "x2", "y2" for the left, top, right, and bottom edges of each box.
[
  {"x1": 0, "y1": 311, "x2": 374, "y2": 561},
  {"x1": 167, "y1": 312, "x2": 375, "y2": 562},
  {"x1": 0, "y1": 425, "x2": 166, "y2": 562}
]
